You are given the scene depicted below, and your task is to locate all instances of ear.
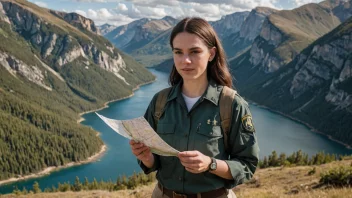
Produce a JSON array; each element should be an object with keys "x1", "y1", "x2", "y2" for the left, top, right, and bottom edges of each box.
[{"x1": 209, "y1": 47, "x2": 216, "y2": 62}]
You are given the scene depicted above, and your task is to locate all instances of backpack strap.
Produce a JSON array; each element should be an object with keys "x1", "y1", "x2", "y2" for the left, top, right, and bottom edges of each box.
[
  {"x1": 219, "y1": 86, "x2": 237, "y2": 153},
  {"x1": 154, "y1": 87, "x2": 172, "y2": 126}
]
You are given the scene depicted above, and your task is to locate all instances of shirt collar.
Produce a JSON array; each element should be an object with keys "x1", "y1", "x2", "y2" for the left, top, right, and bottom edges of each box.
[{"x1": 167, "y1": 78, "x2": 223, "y2": 106}]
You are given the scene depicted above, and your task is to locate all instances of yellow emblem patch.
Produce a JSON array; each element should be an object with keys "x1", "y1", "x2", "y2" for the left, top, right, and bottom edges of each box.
[{"x1": 241, "y1": 115, "x2": 255, "y2": 132}]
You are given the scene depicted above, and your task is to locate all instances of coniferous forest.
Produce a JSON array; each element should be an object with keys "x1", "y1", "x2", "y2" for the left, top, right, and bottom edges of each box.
[{"x1": 0, "y1": 2, "x2": 155, "y2": 180}]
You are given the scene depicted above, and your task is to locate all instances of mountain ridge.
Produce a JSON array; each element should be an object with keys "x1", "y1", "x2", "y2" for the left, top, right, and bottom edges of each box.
[{"x1": 0, "y1": 0, "x2": 155, "y2": 182}]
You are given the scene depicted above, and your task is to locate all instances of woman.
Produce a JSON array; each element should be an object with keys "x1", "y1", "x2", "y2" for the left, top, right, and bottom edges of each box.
[{"x1": 129, "y1": 17, "x2": 259, "y2": 198}]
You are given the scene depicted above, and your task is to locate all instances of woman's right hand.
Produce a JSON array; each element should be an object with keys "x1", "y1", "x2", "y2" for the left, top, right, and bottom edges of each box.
[{"x1": 129, "y1": 140, "x2": 154, "y2": 164}]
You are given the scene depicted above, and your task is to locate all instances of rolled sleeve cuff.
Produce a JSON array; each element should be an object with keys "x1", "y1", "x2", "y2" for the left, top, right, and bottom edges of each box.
[
  {"x1": 138, "y1": 154, "x2": 159, "y2": 174},
  {"x1": 224, "y1": 160, "x2": 246, "y2": 188}
]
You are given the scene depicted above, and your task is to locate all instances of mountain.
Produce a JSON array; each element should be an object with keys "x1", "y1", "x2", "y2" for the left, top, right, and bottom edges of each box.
[
  {"x1": 131, "y1": 28, "x2": 173, "y2": 67},
  {"x1": 321, "y1": 0, "x2": 352, "y2": 21},
  {"x1": 210, "y1": 11, "x2": 250, "y2": 39},
  {"x1": 105, "y1": 16, "x2": 177, "y2": 53},
  {"x1": 149, "y1": 12, "x2": 254, "y2": 68},
  {"x1": 222, "y1": 7, "x2": 277, "y2": 59},
  {"x1": 50, "y1": 11, "x2": 100, "y2": 35},
  {"x1": 248, "y1": 1, "x2": 344, "y2": 73},
  {"x1": 103, "y1": 16, "x2": 178, "y2": 67},
  {"x1": 0, "y1": 0, "x2": 155, "y2": 181},
  {"x1": 98, "y1": 23, "x2": 117, "y2": 36},
  {"x1": 231, "y1": 15, "x2": 352, "y2": 146}
]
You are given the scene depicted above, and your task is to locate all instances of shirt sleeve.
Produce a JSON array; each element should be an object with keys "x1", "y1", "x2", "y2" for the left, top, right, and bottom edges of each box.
[
  {"x1": 137, "y1": 93, "x2": 161, "y2": 174},
  {"x1": 224, "y1": 95, "x2": 260, "y2": 188}
]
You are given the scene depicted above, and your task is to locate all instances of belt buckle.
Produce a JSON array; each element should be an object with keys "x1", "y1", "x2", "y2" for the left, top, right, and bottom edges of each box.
[{"x1": 173, "y1": 191, "x2": 187, "y2": 198}]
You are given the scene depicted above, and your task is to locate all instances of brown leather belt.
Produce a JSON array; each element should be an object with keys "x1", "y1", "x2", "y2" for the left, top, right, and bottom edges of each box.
[{"x1": 157, "y1": 182, "x2": 228, "y2": 198}]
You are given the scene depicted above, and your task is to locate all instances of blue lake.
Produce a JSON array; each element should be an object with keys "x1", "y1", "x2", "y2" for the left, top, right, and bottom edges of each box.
[{"x1": 0, "y1": 69, "x2": 351, "y2": 194}]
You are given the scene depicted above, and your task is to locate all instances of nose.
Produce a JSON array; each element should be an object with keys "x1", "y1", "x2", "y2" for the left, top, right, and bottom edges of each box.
[{"x1": 182, "y1": 54, "x2": 191, "y2": 64}]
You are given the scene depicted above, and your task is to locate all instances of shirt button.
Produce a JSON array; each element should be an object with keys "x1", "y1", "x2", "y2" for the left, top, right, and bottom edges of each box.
[
  {"x1": 179, "y1": 177, "x2": 183, "y2": 181},
  {"x1": 184, "y1": 133, "x2": 188, "y2": 137}
]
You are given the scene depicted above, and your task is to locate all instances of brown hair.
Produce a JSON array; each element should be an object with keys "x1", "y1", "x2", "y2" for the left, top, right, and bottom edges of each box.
[{"x1": 169, "y1": 17, "x2": 233, "y2": 88}]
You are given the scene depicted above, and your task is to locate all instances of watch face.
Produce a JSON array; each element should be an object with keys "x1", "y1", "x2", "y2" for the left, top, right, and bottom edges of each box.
[{"x1": 210, "y1": 163, "x2": 217, "y2": 170}]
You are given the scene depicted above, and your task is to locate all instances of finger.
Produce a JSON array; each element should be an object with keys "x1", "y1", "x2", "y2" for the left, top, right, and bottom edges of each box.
[
  {"x1": 180, "y1": 161, "x2": 202, "y2": 169},
  {"x1": 185, "y1": 167, "x2": 201, "y2": 174},
  {"x1": 131, "y1": 143, "x2": 146, "y2": 150},
  {"x1": 129, "y1": 140, "x2": 144, "y2": 147},
  {"x1": 132, "y1": 146, "x2": 149, "y2": 155},
  {"x1": 179, "y1": 156, "x2": 201, "y2": 163},
  {"x1": 178, "y1": 151, "x2": 198, "y2": 157},
  {"x1": 129, "y1": 140, "x2": 140, "y2": 145}
]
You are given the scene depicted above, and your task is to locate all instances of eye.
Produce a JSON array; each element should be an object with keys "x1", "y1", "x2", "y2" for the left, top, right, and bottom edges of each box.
[
  {"x1": 173, "y1": 51, "x2": 182, "y2": 55},
  {"x1": 191, "y1": 51, "x2": 200, "y2": 54}
]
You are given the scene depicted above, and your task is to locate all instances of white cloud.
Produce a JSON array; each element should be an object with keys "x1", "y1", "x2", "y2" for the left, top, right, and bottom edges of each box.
[
  {"x1": 87, "y1": 9, "x2": 98, "y2": 18},
  {"x1": 73, "y1": 0, "x2": 117, "y2": 2},
  {"x1": 74, "y1": 9, "x2": 87, "y2": 17},
  {"x1": 118, "y1": 3, "x2": 128, "y2": 11},
  {"x1": 134, "y1": 6, "x2": 167, "y2": 18},
  {"x1": 293, "y1": 0, "x2": 320, "y2": 6},
  {"x1": 34, "y1": 1, "x2": 48, "y2": 8},
  {"x1": 65, "y1": 0, "x2": 282, "y2": 26},
  {"x1": 128, "y1": 0, "x2": 180, "y2": 7},
  {"x1": 189, "y1": 3, "x2": 220, "y2": 15},
  {"x1": 98, "y1": 8, "x2": 114, "y2": 18},
  {"x1": 177, "y1": 0, "x2": 278, "y2": 9},
  {"x1": 78, "y1": 8, "x2": 135, "y2": 26}
]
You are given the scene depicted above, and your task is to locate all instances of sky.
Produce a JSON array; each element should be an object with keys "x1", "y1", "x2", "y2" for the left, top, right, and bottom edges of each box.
[{"x1": 28, "y1": 0, "x2": 322, "y2": 27}]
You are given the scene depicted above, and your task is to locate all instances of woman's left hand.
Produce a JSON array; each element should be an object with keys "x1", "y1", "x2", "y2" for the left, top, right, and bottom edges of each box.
[{"x1": 178, "y1": 151, "x2": 211, "y2": 174}]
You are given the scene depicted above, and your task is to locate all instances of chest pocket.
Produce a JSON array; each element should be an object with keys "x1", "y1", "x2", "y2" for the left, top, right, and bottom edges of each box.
[
  {"x1": 156, "y1": 123, "x2": 178, "y2": 178},
  {"x1": 156, "y1": 123, "x2": 177, "y2": 147},
  {"x1": 195, "y1": 124, "x2": 223, "y2": 156},
  {"x1": 197, "y1": 125, "x2": 222, "y2": 138}
]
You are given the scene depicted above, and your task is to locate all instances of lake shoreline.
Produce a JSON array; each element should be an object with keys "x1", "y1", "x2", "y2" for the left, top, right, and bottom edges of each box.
[
  {"x1": 0, "y1": 145, "x2": 107, "y2": 186},
  {"x1": 77, "y1": 78, "x2": 156, "y2": 124},
  {"x1": 250, "y1": 102, "x2": 351, "y2": 150},
  {"x1": 0, "y1": 78, "x2": 156, "y2": 187}
]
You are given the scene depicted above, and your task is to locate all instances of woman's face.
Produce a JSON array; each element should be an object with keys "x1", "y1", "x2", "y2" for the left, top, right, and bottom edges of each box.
[{"x1": 172, "y1": 32, "x2": 215, "y2": 83}]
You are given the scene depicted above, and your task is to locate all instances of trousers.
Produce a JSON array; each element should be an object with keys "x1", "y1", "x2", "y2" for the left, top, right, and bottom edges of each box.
[{"x1": 151, "y1": 184, "x2": 237, "y2": 198}]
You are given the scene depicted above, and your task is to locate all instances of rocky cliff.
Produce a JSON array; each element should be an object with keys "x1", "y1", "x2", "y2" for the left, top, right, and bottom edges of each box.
[
  {"x1": 105, "y1": 16, "x2": 177, "y2": 53},
  {"x1": 248, "y1": 2, "x2": 343, "y2": 73},
  {"x1": 234, "y1": 16, "x2": 352, "y2": 146},
  {"x1": 98, "y1": 23, "x2": 117, "y2": 36},
  {"x1": 240, "y1": 7, "x2": 277, "y2": 42},
  {"x1": 210, "y1": 11, "x2": 249, "y2": 39},
  {"x1": 0, "y1": 0, "x2": 139, "y2": 86},
  {"x1": 50, "y1": 11, "x2": 100, "y2": 35},
  {"x1": 223, "y1": 7, "x2": 277, "y2": 59},
  {"x1": 0, "y1": 0, "x2": 155, "y2": 181}
]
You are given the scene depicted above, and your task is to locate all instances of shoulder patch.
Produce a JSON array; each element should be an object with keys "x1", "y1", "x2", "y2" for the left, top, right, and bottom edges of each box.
[{"x1": 241, "y1": 115, "x2": 255, "y2": 132}]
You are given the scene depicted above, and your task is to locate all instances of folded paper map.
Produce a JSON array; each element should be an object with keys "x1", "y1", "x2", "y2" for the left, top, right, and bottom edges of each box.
[{"x1": 96, "y1": 113, "x2": 179, "y2": 156}]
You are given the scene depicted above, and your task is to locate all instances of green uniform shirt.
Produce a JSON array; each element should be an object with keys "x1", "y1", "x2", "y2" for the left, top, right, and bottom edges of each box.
[{"x1": 138, "y1": 79, "x2": 259, "y2": 194}]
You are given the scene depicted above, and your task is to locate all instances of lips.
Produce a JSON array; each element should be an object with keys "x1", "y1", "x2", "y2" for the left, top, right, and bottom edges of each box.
[{"x1": 182, "y1": 68, "x2": 194, "y2": 71}]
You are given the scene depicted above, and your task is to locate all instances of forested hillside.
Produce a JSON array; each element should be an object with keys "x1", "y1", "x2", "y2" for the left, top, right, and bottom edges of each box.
[{"x1": 0, "y1": 0, "x2": 155, "y2": 181}]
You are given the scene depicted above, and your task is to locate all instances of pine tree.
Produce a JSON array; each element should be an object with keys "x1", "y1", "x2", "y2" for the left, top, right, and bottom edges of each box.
[
  {"x1": 32, "y1": 181, "x2": 41, "y2": 194},
  {"x1": 22, "y1": 187, "x2": 28, "y2": 195},
  {"x1": 74, "y1": 176, "x2": 83, "y2": 191},
  {"x1": 83, "y1": 177, "x2": 89, "y2": 190},
  {"x1": 92, "y1": 178, "x2": 98, "y2": 190}
]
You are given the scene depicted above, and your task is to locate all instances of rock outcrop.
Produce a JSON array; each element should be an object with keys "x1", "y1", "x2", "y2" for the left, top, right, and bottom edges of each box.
[
  {"x1": 50, "y1": 11, "x2": 100, "y2": 35},
  {"x1": 0, "y1": 0, "x2": 130, "y2": 86},
  {"x1": 248, "y1": 2, "x2": 342, "y2": 73},
  {"x1": 0, "y1": 52, "x2": 52, "y2": 90},
  {"x1": 290, "y1": 30, "x2": 352, "y2": 109},
  {"x1": 239, "y1": 7, "x2": 277, "y2": 42},
  {"x1": 210, "y1": 11, "x2": 249, "y2": 39}
]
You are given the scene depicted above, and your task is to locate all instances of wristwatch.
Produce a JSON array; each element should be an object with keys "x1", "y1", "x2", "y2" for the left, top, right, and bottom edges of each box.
[{"x1": 209, "y1": 157, "x2": 217, "y2": 171}]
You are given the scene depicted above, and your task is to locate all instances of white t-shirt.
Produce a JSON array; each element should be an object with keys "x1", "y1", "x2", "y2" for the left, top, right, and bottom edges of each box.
[{"x1": 182, "y1": 93, "x2": 201, "y2": 112}]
